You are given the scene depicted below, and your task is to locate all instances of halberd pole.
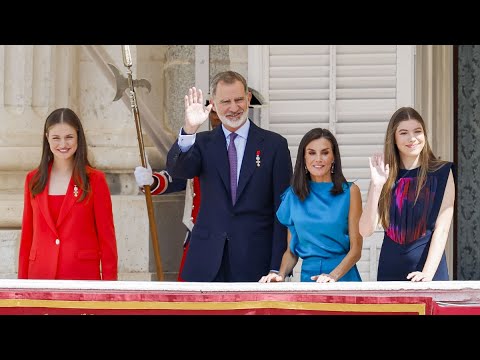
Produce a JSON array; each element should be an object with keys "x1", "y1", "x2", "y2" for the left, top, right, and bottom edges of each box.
[{"x1": 109, "y1": 45, "x2": 164, "y2": 281}]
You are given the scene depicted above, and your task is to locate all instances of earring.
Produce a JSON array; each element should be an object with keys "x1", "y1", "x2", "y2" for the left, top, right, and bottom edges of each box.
[
  {"x1": 331, "y1": 162, "x2": 335, "y2": 174},
  {"x1": 304, "y1": 165, "x2": 309, "y2": 174}
]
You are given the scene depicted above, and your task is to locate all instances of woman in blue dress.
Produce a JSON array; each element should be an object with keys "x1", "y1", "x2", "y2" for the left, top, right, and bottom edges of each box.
[
  {"x1": 259, "y1": 128, "x2": 363, "y2": 283},
  {"x1": 359, "y1": 107, "x2": 455, "y2": 281}
]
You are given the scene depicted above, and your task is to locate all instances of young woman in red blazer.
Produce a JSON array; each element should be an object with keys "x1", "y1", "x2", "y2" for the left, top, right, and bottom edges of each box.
[{"x1": 18, "y1": 108, "x2": 118, "y2": 280}]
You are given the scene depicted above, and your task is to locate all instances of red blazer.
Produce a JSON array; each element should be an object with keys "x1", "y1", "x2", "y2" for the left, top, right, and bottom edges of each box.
[{"x1": 18, "y1": 166, "x2": 118, "y2": 280}]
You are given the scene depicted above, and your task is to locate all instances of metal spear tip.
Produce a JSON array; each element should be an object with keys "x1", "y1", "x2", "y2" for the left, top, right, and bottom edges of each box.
[{"x1": 108, "y1": 63, "x2": 152, "y2": 102}]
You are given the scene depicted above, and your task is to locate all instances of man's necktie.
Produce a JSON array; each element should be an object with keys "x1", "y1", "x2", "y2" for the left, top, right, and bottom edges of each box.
[{"x1": 228, "y1": 132, "x2": 238, "y2": 205}]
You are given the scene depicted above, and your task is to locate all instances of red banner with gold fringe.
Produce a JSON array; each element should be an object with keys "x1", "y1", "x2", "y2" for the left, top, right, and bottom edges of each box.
[{"x1": 0, "y1": 288, "x2": 434, "y2": 315}]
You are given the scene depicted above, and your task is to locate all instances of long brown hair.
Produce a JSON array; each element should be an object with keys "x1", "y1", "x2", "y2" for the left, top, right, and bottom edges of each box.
[
  {"x1": 292, "y1": 128, "x2": 347, "y2": 201},
  {"x1": 30, "y1": 108, "x2": 92, "y2": 201},
  {"x1": 378, "y1": 107, "x2": 447, "y2": 229}
]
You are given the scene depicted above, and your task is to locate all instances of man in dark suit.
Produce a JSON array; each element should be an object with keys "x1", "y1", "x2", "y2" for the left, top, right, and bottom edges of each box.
[{"x1": 164, "y1": 71, "x2": 292, "y2": 282}]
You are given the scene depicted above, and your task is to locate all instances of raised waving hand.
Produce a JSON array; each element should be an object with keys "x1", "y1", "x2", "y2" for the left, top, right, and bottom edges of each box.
[
  {"x1": 369, "y1": 152, "x2": 389, "y2": 187},
  {"x1": 183, "y1": 87, "x2": 213, "y2": 134}
]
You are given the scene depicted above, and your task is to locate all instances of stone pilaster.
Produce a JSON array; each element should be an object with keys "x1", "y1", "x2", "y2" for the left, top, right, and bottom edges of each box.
[
  {"x1": 164, "y1": 45, "x2": 195, "y2": 135},
  {"x1": 457, "y1": 45, "x2": 480, "y2": 280}
]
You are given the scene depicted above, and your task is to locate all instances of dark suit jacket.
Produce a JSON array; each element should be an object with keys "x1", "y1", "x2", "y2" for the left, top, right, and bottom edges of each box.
[{"x1": 167, "y1": 120, "x2": 292, "y2": 281}]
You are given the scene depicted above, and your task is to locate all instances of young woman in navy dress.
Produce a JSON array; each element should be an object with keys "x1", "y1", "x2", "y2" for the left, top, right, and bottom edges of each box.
[{"x1": 359, "y1": 107, "x2": 455, "y2": 281}]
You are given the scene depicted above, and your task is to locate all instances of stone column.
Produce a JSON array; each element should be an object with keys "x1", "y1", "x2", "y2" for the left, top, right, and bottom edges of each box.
[
  {"x1": 164, "y1": 45, "x2": 195, "y2": 133},
  {"x1": 0, "y1": 45, "x2": 68, "y2": 278},
  {"x1": 209, "y1": 45, "x2": 248, "y2": 83},
  {"x1": 457, "y1": 45, "x2": 480, "y2": 280}
]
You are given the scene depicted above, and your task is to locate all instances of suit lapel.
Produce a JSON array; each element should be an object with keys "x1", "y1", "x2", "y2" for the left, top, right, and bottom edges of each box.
[
  {"x1": 236, "y1": 122, "x2": 264, "y2": 203},
  {"x1": 56, "y1": 176, "x2": 79, "y2": 227},
  {"x1": 37, "y1": 178, "x2": 58, "y2": 236},
  {"x1": 209, "y1": 127, "x2": 230, "y2": 195}
]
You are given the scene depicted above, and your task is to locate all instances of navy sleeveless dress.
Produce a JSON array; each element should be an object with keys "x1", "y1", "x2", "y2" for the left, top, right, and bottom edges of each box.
[{"x1": 377, "y1": 162, "x2": 454, "y2": 281}]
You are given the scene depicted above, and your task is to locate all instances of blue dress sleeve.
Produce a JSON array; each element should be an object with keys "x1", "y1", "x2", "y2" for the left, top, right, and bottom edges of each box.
[
  {"x1": 276, "y1": 187, "x2": 294, "y2": 226},
  {"x1": 276, "y1": 187, "x2": 299, "y2": 254}
]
